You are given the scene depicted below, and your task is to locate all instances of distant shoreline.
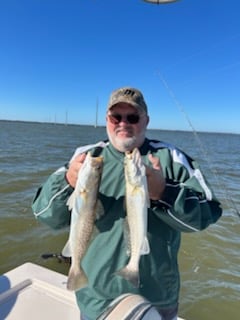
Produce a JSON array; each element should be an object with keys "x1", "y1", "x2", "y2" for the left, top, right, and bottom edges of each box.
[{"x1": 0, "y1": 119, "x2": 239, "y2": 135}]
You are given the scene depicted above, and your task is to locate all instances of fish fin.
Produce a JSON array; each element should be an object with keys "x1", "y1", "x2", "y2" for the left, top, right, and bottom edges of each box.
[
  {"x1": 132, "y1": 186, "x2": 141, "y2": 196},
  {"x1": 95, "y1": 200, "x2": 105, "y2": 220},
  {"x1": 61, "y1": 240, "x2": 72, "y2": 258},
  {"x1": 145, "y1": 188, "x2": 150, "y2": 208},
  {"x1": 116, "y1": 266, "x2": 139, "y2": 288},
  {"x1": 67, "y1": 266, "x2": 88, "y2": 291},
  {"x1": 67, "y1": 191, "x2": 76, "y2": 210},
  {"x1": 146, "y1": 198, "x2": 150, "y2": 209},
  {"x1": 141, "y1": 237, "x2": 150, "y2": 255}
]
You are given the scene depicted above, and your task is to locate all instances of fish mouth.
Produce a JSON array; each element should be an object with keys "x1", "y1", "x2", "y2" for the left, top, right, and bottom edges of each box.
[{"x1": 125, "y1": 148, "x2": 139, "y2": 158}]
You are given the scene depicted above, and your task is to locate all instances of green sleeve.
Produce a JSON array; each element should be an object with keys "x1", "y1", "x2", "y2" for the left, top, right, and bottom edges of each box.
[
  {"x1": 150, "y1": 149, "x2": 222, "y2": 232},
  {"x1": 32, "y1": 167, "x2": 73, "y2": 229}
]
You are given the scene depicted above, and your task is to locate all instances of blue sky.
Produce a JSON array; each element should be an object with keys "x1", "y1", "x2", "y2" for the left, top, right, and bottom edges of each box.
[{"x1": 0, "y1": 0, "x2": 240, "y2": 133}]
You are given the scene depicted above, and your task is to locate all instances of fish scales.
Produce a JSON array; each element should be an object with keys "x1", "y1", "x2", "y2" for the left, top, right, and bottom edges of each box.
[
  {"x1": 117, "y1": 148, "x2": 150, "y2": 287},
  {"x1": 66, "y1": 152, "x2": 103, "y2": 291}
]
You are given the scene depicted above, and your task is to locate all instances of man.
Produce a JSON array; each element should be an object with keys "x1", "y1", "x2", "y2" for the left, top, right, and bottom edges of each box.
[{"x1": 32, "y1": 87, "x2": 222, "y2": 320}]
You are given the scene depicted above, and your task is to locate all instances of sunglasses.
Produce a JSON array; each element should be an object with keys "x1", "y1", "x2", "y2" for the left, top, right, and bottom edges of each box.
[{"x1": 108, "y1": 113, "x2": 141, "y2": 125}]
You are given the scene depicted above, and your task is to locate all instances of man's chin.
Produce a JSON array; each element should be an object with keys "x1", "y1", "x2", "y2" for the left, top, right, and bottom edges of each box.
[{"x1": 115, "y1": 137, "x2": 137, "y2": 152}]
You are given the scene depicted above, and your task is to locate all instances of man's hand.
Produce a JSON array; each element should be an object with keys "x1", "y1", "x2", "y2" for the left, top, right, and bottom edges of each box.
[
  {"x1": 145, "y1": 154, "x2": 166, "y2": 200},
  {"x1": 65, "y1": 153, "x2": 87, "y2": 188}
]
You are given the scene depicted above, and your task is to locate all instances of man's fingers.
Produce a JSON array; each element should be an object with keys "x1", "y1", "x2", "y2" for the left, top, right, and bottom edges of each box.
[{"x1": 148, "y1": 154, "x2": 161, "y2": 170}]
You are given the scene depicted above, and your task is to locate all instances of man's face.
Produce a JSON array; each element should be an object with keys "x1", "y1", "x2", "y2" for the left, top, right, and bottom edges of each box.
[{"x1": 106, "y1": 103, "x2": 149, "y2": 152}]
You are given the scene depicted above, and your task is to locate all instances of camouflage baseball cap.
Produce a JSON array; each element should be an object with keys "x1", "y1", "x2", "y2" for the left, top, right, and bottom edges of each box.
[{"x1": 107, "y1": 87, "x2": 148, "y2": 114}]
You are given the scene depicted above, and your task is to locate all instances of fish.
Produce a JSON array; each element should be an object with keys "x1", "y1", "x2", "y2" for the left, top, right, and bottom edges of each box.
[
  {"x1": 65, "y1": 152, "x2": 103, "y2": 291},
  {"x1": 117, "y1": 148, "x2": 150, "y2": 287}
]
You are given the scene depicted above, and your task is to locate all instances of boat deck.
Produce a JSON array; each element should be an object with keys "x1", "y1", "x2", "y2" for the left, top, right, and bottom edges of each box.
[
  {"x1": 0, "y1": 262, "x2": 185, "y2": 319},
  {"x1": 0, "y1": 263, "x2": 79, "y2": 319}
]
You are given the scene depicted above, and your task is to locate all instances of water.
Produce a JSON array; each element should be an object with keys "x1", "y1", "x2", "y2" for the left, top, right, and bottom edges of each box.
[{"x1": 0, "y1": 120, "x2": 239, "y2": 320}]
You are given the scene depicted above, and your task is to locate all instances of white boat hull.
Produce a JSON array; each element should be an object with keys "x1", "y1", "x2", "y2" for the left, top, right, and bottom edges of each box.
[
  {"x1": 0, "y1": 263, "x2": 185, "y2": 320},
  {"x1": 0, "y1": 263, "x2": 79, "y2": 320}
]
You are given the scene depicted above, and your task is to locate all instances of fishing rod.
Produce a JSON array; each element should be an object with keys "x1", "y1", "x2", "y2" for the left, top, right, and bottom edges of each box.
[
  {"x1": 156, "y1": 70, "x2": 240, "y2": 218},
  {"x1": 41, "y1": 253, "x2": 71, "y2": 264}
]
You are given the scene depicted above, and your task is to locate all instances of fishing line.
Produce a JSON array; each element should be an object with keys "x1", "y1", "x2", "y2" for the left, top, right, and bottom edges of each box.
[{"x1": 156, "y1": 70, "x2": 240, "y2": 218}]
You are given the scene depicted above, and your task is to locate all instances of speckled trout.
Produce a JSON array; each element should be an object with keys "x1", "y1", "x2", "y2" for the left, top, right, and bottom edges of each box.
[
  {"x1": 118, "y1": 148, "x2": 150, "y2": 287},
  {"x1": 66, "y1": 152, "x2": 103, "y2": 291}
]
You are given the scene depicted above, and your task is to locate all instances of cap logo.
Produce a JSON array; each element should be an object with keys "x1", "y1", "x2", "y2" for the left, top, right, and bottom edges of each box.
[{"x1": 123, "y1": 89, "x2": 135, "y2": 97}]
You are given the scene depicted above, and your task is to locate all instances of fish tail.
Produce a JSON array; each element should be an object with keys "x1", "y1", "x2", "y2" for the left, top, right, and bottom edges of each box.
[
  {"x1": 67, "y1": 266, "x2": 88, "y2": 291},
  {"x1": 116, "y1": 266, "x2": 139, "y2": 288}
]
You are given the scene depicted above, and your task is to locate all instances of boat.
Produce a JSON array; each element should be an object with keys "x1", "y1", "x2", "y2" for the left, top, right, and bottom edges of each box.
[
  {"x1": 0, "y1": 263, "x2": 185, "y2": 319},
  {"x1": 0, "y1": 263, "x2": 79, "y2": 320}
]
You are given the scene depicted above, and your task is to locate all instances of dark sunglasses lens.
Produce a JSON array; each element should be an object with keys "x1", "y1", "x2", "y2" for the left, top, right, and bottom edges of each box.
[
  {"x1": 108, "y1": 114, "x2": 140, "y2": 124},
  {"x1": 109, "y1": 114, "x2": 122, "y2": 124},
  {"x1": 127, "y1": 114, "x2": 140, "y2": 124}
]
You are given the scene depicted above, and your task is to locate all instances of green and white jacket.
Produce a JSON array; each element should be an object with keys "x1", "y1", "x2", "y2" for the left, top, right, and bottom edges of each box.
[{"x1": 32, "y1": 138, "x2": 222, "y2": 320}]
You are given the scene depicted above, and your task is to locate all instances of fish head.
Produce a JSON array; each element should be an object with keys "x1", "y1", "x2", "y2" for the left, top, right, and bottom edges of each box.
[
  {"x1": 90, "y1": 155, "x2": 104, "y2": 174},
  {"x1": 76, "y1": 153, "x2": 103, "y2": 191},
  {"x1": 88, "y1": 155, "x2": 104, "y2": 185},
  {"x1": 124, "y1": 148, "x2": 145, "y2": 186}
]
